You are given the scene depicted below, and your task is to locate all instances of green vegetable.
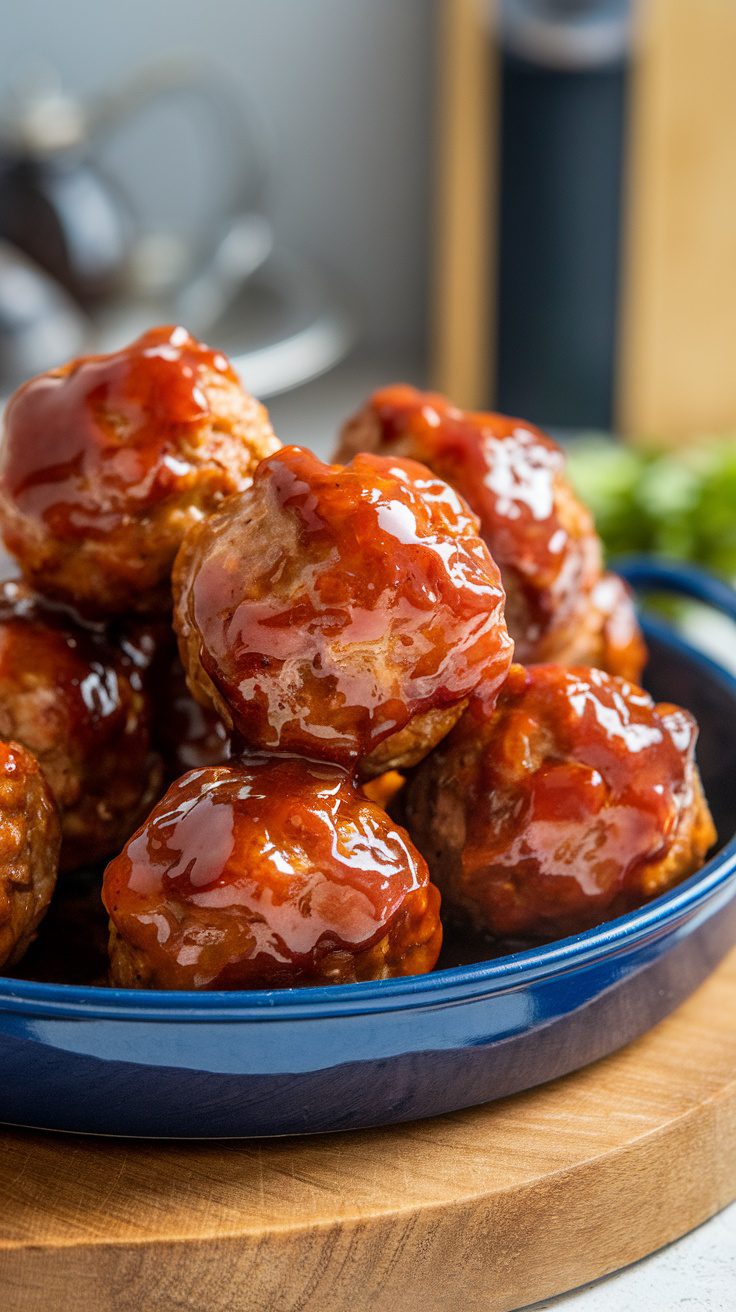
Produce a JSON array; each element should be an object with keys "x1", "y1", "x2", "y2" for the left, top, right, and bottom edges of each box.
[{"x1": 567, "y1": 436, "x2": 736, "y2": 580}]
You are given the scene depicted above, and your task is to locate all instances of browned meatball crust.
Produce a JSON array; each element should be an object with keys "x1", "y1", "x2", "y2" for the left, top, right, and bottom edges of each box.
[
  {"x1": 336, "y1": 386, "x2": 646, "y2": 678},
  {"x1": 0, "y1": 580, "x2": 162, "y2": 870},
  {"x1": 402, "y1": 664, "x2": 715, "y2": 941},
  {"x1": 547, "y1": 572, "x2": 647, "y2": 683},
  {"x1": 0, "y1": 740, "x2": 60, "y2": 969},
  {"x1": 0, "y1": 325, "x2": 280, "y2": 616},
  {"x1": 173, "y1": 445, "x2": 513, "y2": 776},
  {"x1": 104, "y1": 757, "x2": 442, "y2": 990}
]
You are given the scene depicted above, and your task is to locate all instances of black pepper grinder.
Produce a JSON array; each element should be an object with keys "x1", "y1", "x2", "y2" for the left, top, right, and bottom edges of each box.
[{"x1": 495, "y1": 0, "x2": 633, "y2": 430}]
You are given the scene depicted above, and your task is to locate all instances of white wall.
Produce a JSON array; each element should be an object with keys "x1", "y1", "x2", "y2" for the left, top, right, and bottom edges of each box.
[{"x1": 0, "y1": 0, "x2": 435, "y2": 351}]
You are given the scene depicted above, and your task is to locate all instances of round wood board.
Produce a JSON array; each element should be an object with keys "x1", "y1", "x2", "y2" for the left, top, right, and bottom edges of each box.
[{"x1": 2, "y1": 949, "x2": 735, "y2": 1312}]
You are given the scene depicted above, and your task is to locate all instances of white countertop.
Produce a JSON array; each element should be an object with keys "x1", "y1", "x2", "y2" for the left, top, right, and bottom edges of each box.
[{"x1": 531, "y1": 1202, "x2": 735, "y2": 1311}]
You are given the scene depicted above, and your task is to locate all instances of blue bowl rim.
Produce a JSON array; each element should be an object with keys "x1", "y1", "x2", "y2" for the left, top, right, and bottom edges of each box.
[{"x1": 2, "y1": 585, "x2": 736, "y2": 1022}]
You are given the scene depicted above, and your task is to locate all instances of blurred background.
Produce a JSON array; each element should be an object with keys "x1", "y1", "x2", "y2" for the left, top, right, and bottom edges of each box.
[
  {"x1": 1, "y1": 0, "x2": 736, "y2": 575},
  {"x1": 0, "y1": 0, "x2": 435, "y2": 446}
]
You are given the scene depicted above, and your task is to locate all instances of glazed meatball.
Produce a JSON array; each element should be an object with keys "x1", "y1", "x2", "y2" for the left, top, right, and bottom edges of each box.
[
  {"x1": 103, "y1": 756, "x2": 442, "y2": 989},
  {"x1": 0, "y1": 324, "x2": 280, "y2": 616},
  {"x1": 337, "y1": 386, "x2": 643, "y2": 674},
  {"x1": 402, "y1": 664, "x2": 716, "y2": 941},
  {"x1": 0, "y1": 740, "x2": 60, "y2": 969},
  {"x1": 550, "y1": 573, "x2": 647, "y2": 684},
  {"x1": 173, "y1": 444, "x2": 513, "y2": 776},
  {"x1": 0, "y1": 580, "x2": 162, "y2": 870}
]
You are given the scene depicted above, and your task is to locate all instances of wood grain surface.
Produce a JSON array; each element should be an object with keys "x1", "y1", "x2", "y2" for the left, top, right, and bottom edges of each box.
[
  {"x1": 2, "y1": 948, "x2": 735, "y2": 1312},
  {"x1": 431, "y1": 0, "x2": 496, "y2": 409},
  {"x1": 619, "y1": 0, "x2": 736, "y2": 439}
]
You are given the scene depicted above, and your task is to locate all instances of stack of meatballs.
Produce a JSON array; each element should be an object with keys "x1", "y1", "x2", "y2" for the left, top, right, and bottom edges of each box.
[{"x1": 0, "y1": 327, "x2": 716, "y2": 988}]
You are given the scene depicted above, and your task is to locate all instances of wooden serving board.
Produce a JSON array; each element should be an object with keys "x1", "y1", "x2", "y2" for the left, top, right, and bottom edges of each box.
[{"x1": 2, "y1": 949, "x2": 735, "y2": 1312}]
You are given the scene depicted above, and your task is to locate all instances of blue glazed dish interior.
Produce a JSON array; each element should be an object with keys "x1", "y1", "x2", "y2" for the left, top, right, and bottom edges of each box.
[{"x1": 1, "y1": 558, "x2": 735, "y2": 1137}]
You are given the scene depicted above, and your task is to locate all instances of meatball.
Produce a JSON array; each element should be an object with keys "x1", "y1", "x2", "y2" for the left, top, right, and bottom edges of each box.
[
  {"x1": 336, "y1": 386, "x2": 640, "y2": 671},
  {"x1": 550, "y1": 573, "x2": 647, "y2": 684},
  {"x1": 0, "y1": 580, "x2": 162, "y2": 870},
  {"x1": 103, "y1": 756, "x2": 442, "y2": 989},
  {"x1": 0, "y1": 324, "x2": 280, "y2": 616},
  {"x1": 0, "y1": 740, "x2": 60, "y2": 969},
  {"x1": 173, "y1": 444, "x2": 513, "y2": 776},
  {"x1": 402, "y1": 664, "x2": 715, "y2": 941}
]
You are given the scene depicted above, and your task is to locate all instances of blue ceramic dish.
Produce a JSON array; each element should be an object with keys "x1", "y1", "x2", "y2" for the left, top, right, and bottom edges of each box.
[{"x1": 1, "y1": 558, "x2": 735, "y2": 1139}]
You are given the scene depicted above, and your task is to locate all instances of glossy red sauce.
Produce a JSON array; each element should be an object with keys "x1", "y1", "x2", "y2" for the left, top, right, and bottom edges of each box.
[
  {"x1": 0, "y1": 580, "x2": 131, "y2": 751},
  {"x1": 180, "y1": 444, "x2": 513, "y2": 765},
  {"x1": 589, "y1": 572, "x2": 648, "y2": 683},
  {"x1": 0, "y1": 325, "x2": 239, "y2": 539},
  {"x1": 456, "y1": 665, "x2": 700, "y2": 934},
  {"x1": 342, "y1": 385, "x2": 601, "y2": 645},
  {"x1": 103, "y1": 757, "x2": 440, "y2": 989}
]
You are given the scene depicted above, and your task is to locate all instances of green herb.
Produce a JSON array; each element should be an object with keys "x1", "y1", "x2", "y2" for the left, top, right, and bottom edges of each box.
[{"x1": 567, "y1": 437, "x2": 736, "y2": 580}]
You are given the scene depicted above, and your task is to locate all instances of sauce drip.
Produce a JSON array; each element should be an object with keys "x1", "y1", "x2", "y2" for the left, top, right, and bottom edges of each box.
[
  {"x1": 0, "y1": 580, "x2": 130, "y2": 751},
  {"x1": 0, "y1": 325, "x2": 238, "y2": 539},
  {"x1": 438, "y1": 664, "x2": 707, "y2": 937},
  {"x1": 343, "y1": 385, "x2": 601, "y2": 647},
  {"x1": 103, "y1": 757, "x2": 437, "y2": 989},
  {"x1": 180, "y1": 444, "x2": 513, "y2": 764}
]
